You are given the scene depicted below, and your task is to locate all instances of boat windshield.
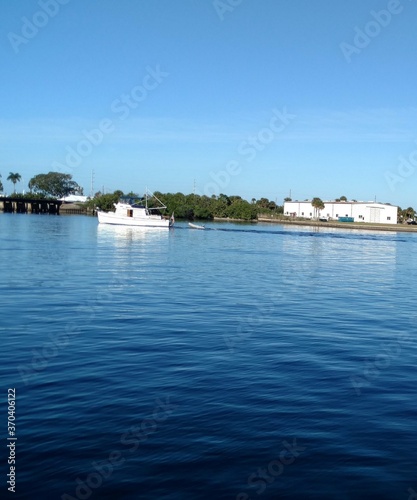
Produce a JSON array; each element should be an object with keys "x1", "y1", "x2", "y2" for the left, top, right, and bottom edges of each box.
[
  {"x1": 120, "y1": 196, "x2": 144, "y2": 206},
  {"x1": 119, "y1": 192, "x2": 166, "y2": 210}
]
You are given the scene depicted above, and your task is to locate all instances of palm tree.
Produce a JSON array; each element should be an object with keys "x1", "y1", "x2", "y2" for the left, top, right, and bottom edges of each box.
[
  {"x1": 311, "y1": 197, "x2": 325, "y2": 219},
  {"x1": 0, "y1": 174, "x2": 3, "y2": 193},
  {"x1": 403, "y1": 207, "x2": 415, "y2": 222},
  {"x1": 7, "y1": 172, "x2": 21, "y2": 193}
]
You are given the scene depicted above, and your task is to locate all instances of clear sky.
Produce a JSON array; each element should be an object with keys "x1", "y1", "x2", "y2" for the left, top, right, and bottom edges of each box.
[{"x1": 1, "y1": 0, "x2": 417, "y2": 207}]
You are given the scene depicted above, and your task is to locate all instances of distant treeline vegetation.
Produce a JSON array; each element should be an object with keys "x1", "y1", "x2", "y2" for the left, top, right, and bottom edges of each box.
[
  {"x1": 6, "y1": 170, "x2": 416, "y2": 223},
  {"x1": 87, "y1": 191, "x2": 283, "y2": 221}
]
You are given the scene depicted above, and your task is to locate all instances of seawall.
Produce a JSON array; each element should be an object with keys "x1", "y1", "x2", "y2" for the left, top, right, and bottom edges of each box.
[{"x1": 257, "y1": 217, "x2": 417, "y2": 233}]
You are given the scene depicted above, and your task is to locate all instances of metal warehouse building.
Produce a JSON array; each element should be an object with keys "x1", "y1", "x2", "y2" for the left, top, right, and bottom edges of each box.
[{"x1": 283, "y1": 201, "x2": 398, "y2": 224}]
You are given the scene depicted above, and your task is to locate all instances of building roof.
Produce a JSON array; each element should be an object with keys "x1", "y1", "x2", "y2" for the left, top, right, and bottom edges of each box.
[{"x1": 287, "y1": 200, "x2": 396, "y2": 207}]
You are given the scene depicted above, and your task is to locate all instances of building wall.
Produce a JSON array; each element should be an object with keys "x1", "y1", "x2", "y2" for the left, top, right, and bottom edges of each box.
[{"x1": 284, "y1": 201, "x2": 398, "y2": 224}]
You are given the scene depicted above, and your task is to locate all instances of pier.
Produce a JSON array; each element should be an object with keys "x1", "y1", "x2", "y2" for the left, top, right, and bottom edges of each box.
[{"x1": 0, "y1": 197, "x2": 62, "y2": 215}]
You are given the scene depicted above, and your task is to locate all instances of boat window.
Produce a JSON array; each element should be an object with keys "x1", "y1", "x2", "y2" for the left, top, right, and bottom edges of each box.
[{"x1": 127, "y1": 209, "x2": 133, "y2": 217}]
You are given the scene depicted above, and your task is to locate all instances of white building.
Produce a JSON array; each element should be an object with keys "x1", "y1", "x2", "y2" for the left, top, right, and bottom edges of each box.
[
  {"x1": 284, "y1": 200, "x2": 398, "y2": 224},
  {"x1": 59, "y1": 195, "x2": 88, "y2": 203}
]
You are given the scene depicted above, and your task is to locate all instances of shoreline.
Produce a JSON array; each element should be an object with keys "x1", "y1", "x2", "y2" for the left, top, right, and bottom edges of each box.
[
  {"x1": 213, "y1": 216, "x2": 417, "y2": 233},
  {"x1": 256, "y1": 217, "x2": 417, "y2": 233},
  {"x1": 3, "y1": 210, "x2": 416, "y2": 233}
]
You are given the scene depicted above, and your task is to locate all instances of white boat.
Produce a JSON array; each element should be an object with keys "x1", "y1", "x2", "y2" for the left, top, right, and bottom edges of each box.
[
  {"x1": 188, "y1": 222, "x2": 205, "y2": 230},
  {"x1": 97, "y1": 192, "x2": 174, "y2": 228}
]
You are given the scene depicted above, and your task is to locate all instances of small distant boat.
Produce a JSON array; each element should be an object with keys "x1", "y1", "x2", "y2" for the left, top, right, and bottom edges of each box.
[
  {"x1": 97, "y1": 191, "x2": 174, "y2": 228},
  {"x1": 188, "y1": 222, "x2": 205, "y2": 230}
]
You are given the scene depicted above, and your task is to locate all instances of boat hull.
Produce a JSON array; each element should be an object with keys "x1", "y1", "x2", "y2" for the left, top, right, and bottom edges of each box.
[{"x1": 98, "y1": 211, "x2": 171, "y2": 227}]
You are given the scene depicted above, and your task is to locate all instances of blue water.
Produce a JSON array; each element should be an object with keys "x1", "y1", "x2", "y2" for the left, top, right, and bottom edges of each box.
[{"x1": 1, "y1": 213, "x2": 417, "y2": 500}]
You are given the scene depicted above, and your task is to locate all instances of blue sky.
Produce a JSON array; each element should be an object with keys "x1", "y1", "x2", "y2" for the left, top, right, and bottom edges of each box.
[{"x1": 1, "y1": 0, "x2": 417, "y2": 207}]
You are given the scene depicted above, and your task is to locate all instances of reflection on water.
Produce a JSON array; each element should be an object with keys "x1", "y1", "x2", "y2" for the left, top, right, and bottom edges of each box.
[
  {"x1": 282, "y1": 227, "x2": 397, "y2": 269},
  {"x1": 96, "y1": 224, "x2": 171, "y2": 287},
  {"x1": 97, "y1": 223, "x2": 170, "y2": 247},
  {"x1": 278, "y1": 227, "x2": 400, "y2": 313}
]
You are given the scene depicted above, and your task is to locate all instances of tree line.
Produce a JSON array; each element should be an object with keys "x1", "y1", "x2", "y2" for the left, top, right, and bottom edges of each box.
[
  {"x1": 87, "y1": 190, "x2": 283, "y2": 221},
  {"x1": 0, "y1": 171, "x2": 282, "y2": 220},
  {"x1": 3, "y1": 171, "x2": 416, "y2": 222}
]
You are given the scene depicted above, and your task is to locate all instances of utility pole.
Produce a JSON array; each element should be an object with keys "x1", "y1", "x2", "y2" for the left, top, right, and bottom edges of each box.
[{"x1": 90, "y1": 169, "x2": 95, "y2": 197}]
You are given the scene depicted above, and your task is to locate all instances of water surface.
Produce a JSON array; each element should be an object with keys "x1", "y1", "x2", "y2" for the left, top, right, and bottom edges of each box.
[{"x1": 1, "y1": 214, "x2": 416, "y2": 499}]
